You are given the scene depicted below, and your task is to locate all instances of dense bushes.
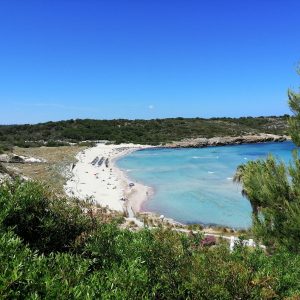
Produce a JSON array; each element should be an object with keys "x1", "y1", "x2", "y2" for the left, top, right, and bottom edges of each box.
[
  {"x1": 0, "y1": 181, "x2": 95, "y2": 253},
  {"x1": 0, "y1": 180, "x2": 300, "y2": 299}
]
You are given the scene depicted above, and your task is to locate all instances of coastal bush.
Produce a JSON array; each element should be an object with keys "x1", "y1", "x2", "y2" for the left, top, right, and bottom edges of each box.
[
  {"x1": 1, "y1": 180, "x2": 300, "y2": 298},
  {"x1": 0, "y1": 142, "x2": 13, "y2": 153},
  {"x1": 0, "y1": 180, "x2": 96, "y2": 253}
]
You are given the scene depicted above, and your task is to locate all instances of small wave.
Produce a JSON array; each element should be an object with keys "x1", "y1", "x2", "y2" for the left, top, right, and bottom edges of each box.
[
  {"x1": 208, "y1": 171, "x2": 215, "y2": 174},
  {"x1": 227, "y1": 177, "x2": 233, "y2": 180},
  {"x1": 244, "y1": 157, "x2": 248, "y2": 160}
]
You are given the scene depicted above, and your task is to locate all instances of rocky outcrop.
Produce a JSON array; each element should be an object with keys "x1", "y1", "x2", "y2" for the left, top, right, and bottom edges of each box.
[
  {"x1": 0, "y1": 154, "x2": 46, "y2": 164},
  {"x1": 0, "y1": 154, "x2": 10, "y2": 163},
  {"x1": 9, "y1": 155, "x2": 25, "y2": 163},
  {"x1": 165, "y1": 134, "x2": 291, "y2": 148},
  {"x1": 0, "y1": 163, "x2": 14, "y2": 183}
]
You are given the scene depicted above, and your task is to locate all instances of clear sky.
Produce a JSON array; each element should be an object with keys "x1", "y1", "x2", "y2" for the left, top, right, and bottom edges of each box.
[{"x1": 1, "y1": 0, "x2": 300, "y2": 124}]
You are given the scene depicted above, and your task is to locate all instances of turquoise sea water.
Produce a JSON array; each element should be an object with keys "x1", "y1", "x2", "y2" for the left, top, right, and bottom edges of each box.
[{"x1": 117, "y1": 142, "x2": 295, "y2": 228}]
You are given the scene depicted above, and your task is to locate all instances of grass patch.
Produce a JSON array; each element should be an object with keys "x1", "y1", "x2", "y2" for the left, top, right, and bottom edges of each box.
[{"x1": 4, "y1": 145, "x2": 86, "y2": 195}]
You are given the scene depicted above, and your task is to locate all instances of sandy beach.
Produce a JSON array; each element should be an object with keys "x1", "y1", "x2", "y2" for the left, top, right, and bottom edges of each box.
[{"x1": 64, "y1": 143, "x2": 152, "y2": 215}]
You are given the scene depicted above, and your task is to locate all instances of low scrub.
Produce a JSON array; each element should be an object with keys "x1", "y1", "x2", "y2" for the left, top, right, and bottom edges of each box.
[{"x1": 0, "y1": 180, "x2": 299, "y2": 299}]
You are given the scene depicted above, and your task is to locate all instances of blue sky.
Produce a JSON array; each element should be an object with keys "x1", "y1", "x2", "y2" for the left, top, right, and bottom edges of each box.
[{"x1": 0, "y1": 0, "x2": 300, "y2": 124}]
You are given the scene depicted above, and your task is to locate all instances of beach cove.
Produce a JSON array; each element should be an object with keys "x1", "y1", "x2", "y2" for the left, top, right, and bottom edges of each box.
[{"x1": 65, "y1": 139, "x2": 295, "y2": 228}]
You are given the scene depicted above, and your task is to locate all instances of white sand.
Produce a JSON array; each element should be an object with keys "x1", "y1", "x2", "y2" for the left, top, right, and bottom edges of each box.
[{"x1": 64, "y1": 143, "x2": 153, "y2": 214}]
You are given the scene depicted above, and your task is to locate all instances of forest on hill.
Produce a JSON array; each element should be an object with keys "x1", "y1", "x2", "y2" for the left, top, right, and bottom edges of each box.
[{"x1": 0, "y1": 115, "x2": 289, "y2": 151}]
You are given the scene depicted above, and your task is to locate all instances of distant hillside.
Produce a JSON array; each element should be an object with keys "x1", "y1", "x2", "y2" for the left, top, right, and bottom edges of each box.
[{"x1": 0, "y1": 115, "x2": 289, "y2": 151}]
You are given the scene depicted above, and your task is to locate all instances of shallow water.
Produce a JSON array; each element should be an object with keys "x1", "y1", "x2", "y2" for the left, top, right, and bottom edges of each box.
[{"x1": 117, "y1": 142, "x2": 295, "y2": 228}]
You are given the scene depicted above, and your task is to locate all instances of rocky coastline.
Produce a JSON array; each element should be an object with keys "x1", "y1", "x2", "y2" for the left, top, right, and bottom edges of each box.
[{"x1": 165, "y1": 133, "x2": 290, "y2": 148}]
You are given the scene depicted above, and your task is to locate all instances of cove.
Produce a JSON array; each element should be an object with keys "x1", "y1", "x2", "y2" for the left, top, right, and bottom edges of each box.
[{"x1": 117, "y1": 141, "x2": 295, "y2": 228}]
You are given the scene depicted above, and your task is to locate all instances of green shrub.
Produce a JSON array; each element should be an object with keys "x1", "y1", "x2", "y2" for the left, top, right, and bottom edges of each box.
[
  {"x1": 0, "y1": 180, "x2": 95, "y2": 253},
  {"x1": 0, "y1": 180, "x2": 300, "y2": 299}
]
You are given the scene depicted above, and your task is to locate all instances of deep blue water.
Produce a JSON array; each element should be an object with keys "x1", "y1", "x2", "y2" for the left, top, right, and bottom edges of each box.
[{"x1": 117, "y1": 142, "x2": 296, "y2": 228}]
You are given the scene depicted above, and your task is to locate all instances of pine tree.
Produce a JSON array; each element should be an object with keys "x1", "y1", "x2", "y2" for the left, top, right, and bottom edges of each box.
[
  {"x1": 288, "y1": 70, "x2": 300, "y2": 146},
  {"x1": 235, "y1": 72, "x2": 300, "y2": 252}
]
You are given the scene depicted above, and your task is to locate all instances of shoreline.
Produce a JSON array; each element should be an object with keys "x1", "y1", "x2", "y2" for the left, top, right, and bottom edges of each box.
[
  {"x1": 64, "y1": 143, "x2": 153, "y2": 215},
  {"x1": 111, "y1": 147, "x2": 154, "y2": 216},
  {"x1": 164, "y1": 133, "x2": 290, "y2": 148},
  {"x1": 64, "y1": 134, "x2": 291, "y2": 220}
]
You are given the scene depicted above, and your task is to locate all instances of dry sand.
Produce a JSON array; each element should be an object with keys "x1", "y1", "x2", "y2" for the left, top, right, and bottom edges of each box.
[{"x1": 64, "y1": 143, "x2": 153, "y2": 215}]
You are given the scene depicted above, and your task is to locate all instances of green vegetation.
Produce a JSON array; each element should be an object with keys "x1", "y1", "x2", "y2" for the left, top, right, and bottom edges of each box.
[
  {"x1": 235, "y1": 76, "x2": 300, "y2": 254},
  {"x1": 0, "y1": 115, "x2": 289, "y2": 150},
  {"x1": 1, "y1": 180, "x2": 300, "y2": 299},
  {"x1": 1, "y1": 75, "x2": 299, "y2": 298},
  {"x1": 288, "y1": 74, "x2": 300, "y2": 146},
  {"x1": 234, "y1": 155, "x2": 300, "y2": 252}
]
